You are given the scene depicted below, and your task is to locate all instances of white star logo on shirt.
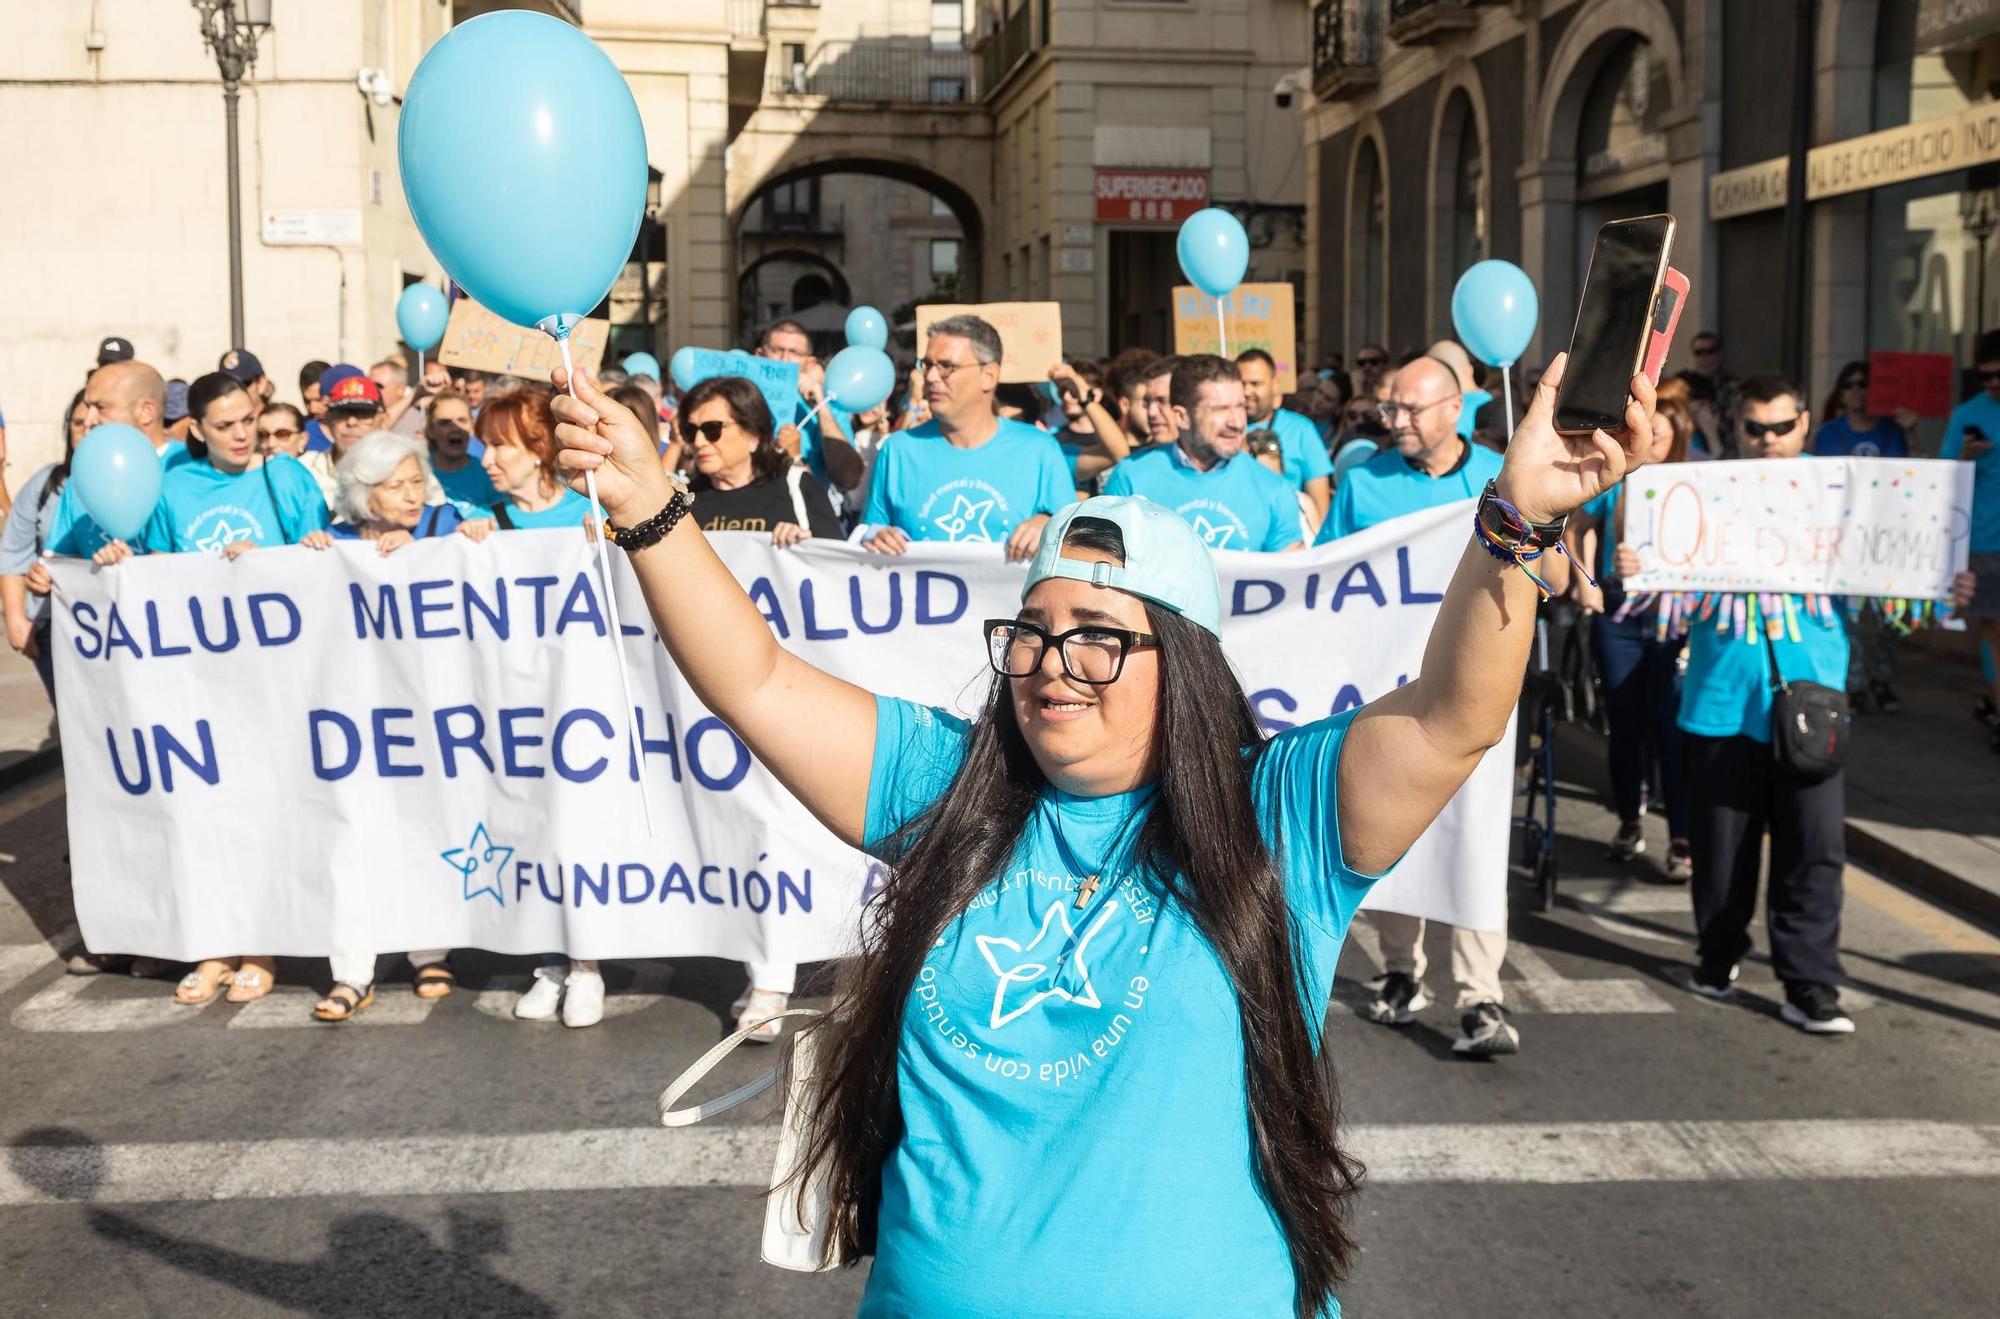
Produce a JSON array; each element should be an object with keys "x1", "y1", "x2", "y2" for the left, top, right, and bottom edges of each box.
[
  {"x1": 195, "y1": 519, "x2": 256, "y2": 553},
  {"x1": 974, "y1": 898, "x2": 1119, "y2": 1030},
  {"x1": 932, "y1": 494, "x2": 997, "y2": 542},
  {"x1": 1189, "y1": 515, "x2": 1238, "y2": 549}
]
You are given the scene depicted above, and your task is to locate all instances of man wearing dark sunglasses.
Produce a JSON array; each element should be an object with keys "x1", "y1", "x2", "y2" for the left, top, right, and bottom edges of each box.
[{"x1": 1942, "y1": 330, "x2": 2000, "y2": 746}]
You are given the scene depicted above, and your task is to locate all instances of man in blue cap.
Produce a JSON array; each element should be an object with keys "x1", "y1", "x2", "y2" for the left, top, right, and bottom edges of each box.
[{"x1": 219, "y1": 347, "x2": 274, "y2": 409}]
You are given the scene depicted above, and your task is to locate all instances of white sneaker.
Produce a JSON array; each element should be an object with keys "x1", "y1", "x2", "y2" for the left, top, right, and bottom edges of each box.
[
  {"x1": 737, "y1": 988, "x2": 789, "y2": 1044},
  {"x1": 514, "y1": 967, "x2": 564, "y2": 1021},
  {"x1": 562, "y1": 968, "x2": 606, "y2": 1028}
]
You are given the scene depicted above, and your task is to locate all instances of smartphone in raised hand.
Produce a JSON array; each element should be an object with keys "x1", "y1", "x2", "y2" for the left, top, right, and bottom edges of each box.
[{"x1": 1554, "y1": 214, "x2": 1676, "y2": 435}]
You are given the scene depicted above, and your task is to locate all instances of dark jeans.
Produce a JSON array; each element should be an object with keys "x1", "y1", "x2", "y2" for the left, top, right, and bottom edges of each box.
[
  {"x1": 1685, "y1": 733, "x2": 1846, "y2": 987},
  {"x1": 1590, "y1": 612, "x2": 1688, "y2": 837}
]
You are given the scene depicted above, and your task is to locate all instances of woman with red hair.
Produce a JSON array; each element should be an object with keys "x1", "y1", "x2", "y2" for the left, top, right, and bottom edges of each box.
[{"x1": 477, "y1": 385, "x2": 593, "y2": 530}]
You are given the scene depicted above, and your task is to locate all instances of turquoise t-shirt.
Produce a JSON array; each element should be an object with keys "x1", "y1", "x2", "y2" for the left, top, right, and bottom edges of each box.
[
  {"x1": 858, "y1": 696, "x2": 1379, "y2": 1319},
  {"x1": 493, "y1": 488, "x2": 591, "y2": 530},
  {"x1": 435, "y1": 460, "x2": 499, "y2": 508},
  {"x1": 1101, "y1": 445, "x2": 1303, "y2": 551},
  {"x1": 1582, "y1": 487, "x2": 1620, "y2": 579},
  {"x1": 1677, "y1": 600, "x2": 1850, "y2": 742},
  {"x1": 1940, "y1": 391, "x2": 2000, "y2": 552},
  {"x1": 43, "y1": 483, "x2": 112, "y2": 559},
  {"x1": 1458, "y1": 388, "x2": 1493, "y2": 440},
  {"x1": 862, "y1": 417, "x2": 1075, "y2": 543},
  {"x1": 138, "y1": 455, "x2": 331, "y2": 553},
  {"x1": 1315, "y1": 439, "x2": 1504, "y2": 543},
  {"x1": 1249, "y1": 407, "x2": 1335, "y2": 491}
]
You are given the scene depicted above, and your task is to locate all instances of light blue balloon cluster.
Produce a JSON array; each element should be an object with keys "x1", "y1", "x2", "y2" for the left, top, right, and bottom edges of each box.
[
  {"x1": 622, "y1": 352, "x2": 662, "y2": 382},
  {"x1": 398, "y1": 11, "x2": 649, "y2": 337},
  {"x1": 72, "y1": 423, "x2": 162, "y2": 541},
  {"x1": 1451, "y1": 260, "x2": 1539, "y2": 368},
  {"x1": 828, "y1": 304, "x2": 894, "y2": 411},
  {"x1": 1176, "y1": 208, "x2": 1250, "y2": 297},
  {"x1": 844, "y1": 306, "x2": 888, "y2": 350},
  {"x1": 395, "y1": 284, "x2": 449, "y2": 353}
]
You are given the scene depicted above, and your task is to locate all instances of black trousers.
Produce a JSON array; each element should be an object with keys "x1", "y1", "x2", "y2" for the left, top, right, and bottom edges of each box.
[{"x1": 1685, "y1": 733, "x2": 1846, "y2": 987}]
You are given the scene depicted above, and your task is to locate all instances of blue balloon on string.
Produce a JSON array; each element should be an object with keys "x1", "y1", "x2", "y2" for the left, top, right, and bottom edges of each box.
[
  {"x1": 824, "y1": 346, "x2": 895, "y2": 412},
  {"x1": 1176, "y1": 208, "x2": 1250, "y2": 298},
  {"x1": 844, "y1": 306, "x2": 888, "y2": 350},
  {"x1": 395, "y1": 284, "x2": 449, "y2": 352},
  {"x1": 1451, "y1": 261, "x2": 1539, "y2": 368},
  {"x1": 622, "y1": 352, "x2": 662, "y2": 381},
  {"x1": 398, "y1": 10, "x2": 648, "y2": 337},
  {"x1": 668, "y1": 347, "x2": 702, "y2": 391},
  {"x1": 71, "y1": 423, "x2": 162, "y2": 541}
]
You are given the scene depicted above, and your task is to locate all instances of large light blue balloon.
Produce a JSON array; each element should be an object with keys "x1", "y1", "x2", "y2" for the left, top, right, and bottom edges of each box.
[
  {"x1": 824, "y1": 346, "x2": 895, "y2": 412},
  {"x1": 1451, "y1": 260, "x2": 1539, "y2": 368},
  {"x1": 668, "y1": 346, "x2": 702, "y2": 392},
  {"x1": 72, "y1": 423, "x2": 162, "y2": 542},
  {"x1": 395, "y1": 284, "x2": 449, "y2": 352},
  {"x1": 398, "y1": 11, "x2": 648, "y2": 336},
  {"x1": 1176, "y1": 208, "x2": 1250, "y2": 298},
  {"x1": 844, "y1": 306, "x2": 888, "y2": 350},
  {"x1": 622, "y1": 352, "x2": 662, "y2": 381}
]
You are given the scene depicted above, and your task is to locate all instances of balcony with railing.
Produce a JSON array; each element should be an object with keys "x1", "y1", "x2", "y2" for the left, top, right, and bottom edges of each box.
[
  {"x1": 766, "y1": 40, "x2": 974, "y2": 103},
  {"x1": 1386, "y1": 0, "x2": 1482, "y2": 45},
  {"x1": 978, "y1": 2, "x2": 1037, "y2": 97},
  {"x1": 1312, "y1": 1, "x2": 1382, "y2": 101}
]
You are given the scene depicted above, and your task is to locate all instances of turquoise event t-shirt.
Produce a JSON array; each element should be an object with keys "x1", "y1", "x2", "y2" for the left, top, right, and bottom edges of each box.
[
  {"x1": 1678, "y1": 600, "x2": 1850, "y2": 742},
  {"x1": 43, "y1": 483, "x2": 112, "y2": 559},
  {"x1": 1250, "y1": 407, "x2": 1335, "y2": 491},
  {"x1": 138, "y1": 455, "x2": 331, "y2": 553},
  {"x1": 1315, "y1": 440, "x2": 1504, "y2": 543},
  {"x1": 492, "y1": 488, "x2": 591, "y2": 530},
  {"x1": 1941, "y1": 391, "x2": 2000, "y2": 552},
  {"x1": 1101, "y1": 445, "x2": 1303, "y2": 551},
  {"x1": 435, "y1": 460, "x2": 499, "y2": 508},
  {"x1": 862, "y1": 417, "x2": 1075, "y2": 543},
  {"x1": 858, "y1": 696, "x2": 1380, "y2": 1319}
]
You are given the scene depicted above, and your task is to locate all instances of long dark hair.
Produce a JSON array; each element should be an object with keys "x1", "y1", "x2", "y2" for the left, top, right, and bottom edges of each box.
[
  {"x1": 44, "y1": 388, "x2": 87, "y2": 506},
  {"x1": 680, "y1": 375, "x2": 787, "y2": 486},
  {"x1": 183, "y1": 370, "x2": 248, "y2": 462},
  {"x1": 792, "y1": 519, "x2": 1364, "y2": 1317}
]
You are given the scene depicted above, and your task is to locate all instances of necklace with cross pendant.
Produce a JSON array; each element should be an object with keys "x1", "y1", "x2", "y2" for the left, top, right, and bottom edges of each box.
[{"x1": 1074, "y1": 874, "x2": 1102, "y2": 910}]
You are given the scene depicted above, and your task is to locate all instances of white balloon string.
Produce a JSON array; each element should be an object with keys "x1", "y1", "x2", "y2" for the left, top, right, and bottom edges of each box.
[
  {"x1": 1503, "y1": 367, "x2": 1516, "y2": 443},
  {"x1": 559, "y1": 333, "x2": 657, "y2": 837},
  {"x1": 1216, "y1": 301, "x2": 1228, "y2": 358}
]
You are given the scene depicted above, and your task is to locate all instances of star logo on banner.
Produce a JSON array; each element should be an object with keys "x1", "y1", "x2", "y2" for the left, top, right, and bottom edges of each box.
[
  {"x1": 441, "y1": 823, "x2": 513, "y2": 906},
  {"x1": 932, "y1": 494, "x2": 997, "y2": 542},
  {"x1": 195, "y1": 519, "x2": 256, "y2": 554},
  {"x1": 974, "y1": 899, "x2": 1119, "y2": 1030},
  {"x1": 1189, "y1": 515, "x2": 1239, "y2": 549}
]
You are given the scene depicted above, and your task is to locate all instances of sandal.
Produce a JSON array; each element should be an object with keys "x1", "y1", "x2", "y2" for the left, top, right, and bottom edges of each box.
[
  {"x1": 313, "y1": 982, "x2": 375, "y2": 1023},
  {"x1": 175, "y1": 959, "x2": 235, "y2": 1005},
  {"x1": 225, "y1": 957, "x2": 277, "y2": 1003},
  {"x1": 413, "y1": 962, "x2": 456, "y2": 1000}
]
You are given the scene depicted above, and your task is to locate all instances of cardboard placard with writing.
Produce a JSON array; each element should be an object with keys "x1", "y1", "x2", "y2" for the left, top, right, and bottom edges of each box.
[
  {"x1": 1172, "y1": 284, "x2": 1298, "y2": 393},
  {"x1": 1866, "y1": 350, "x2": 1955, "y2": 419},
  {"x1": 436, "y1": 298, "x2": 609, "y2": 383},
  {"x1": 916, "y1": 303, "x2": 1063, "y2": 383}
]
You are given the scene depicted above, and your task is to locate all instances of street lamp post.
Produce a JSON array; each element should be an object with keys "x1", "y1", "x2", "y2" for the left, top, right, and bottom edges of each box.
[
  {"x1": 191, "y1": 0, "x2": 272, "y2": 349},
  {"x1": 1962, "y1": 185, "x2": 2000, "y2": 343}
]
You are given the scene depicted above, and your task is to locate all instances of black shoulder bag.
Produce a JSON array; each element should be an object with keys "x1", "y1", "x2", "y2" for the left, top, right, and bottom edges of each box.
[{"x1": 1764, "y1": 628, "x2": 1849, "y2": 783}]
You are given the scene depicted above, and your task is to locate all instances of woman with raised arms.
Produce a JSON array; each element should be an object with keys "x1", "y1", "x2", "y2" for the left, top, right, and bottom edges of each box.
[{"x1": 550, "y1": 356, "x2": 1656, "y2": 1319}]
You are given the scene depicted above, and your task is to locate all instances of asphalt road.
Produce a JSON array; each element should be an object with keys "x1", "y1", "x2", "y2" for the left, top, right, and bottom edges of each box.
[{"x1": 2, "y1": 757, "x2": 1997, "y2": 1319}]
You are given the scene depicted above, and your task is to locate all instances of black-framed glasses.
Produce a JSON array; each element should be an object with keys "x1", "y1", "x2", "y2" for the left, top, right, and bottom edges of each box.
[
  {"x1": 984, "y1": 619, "x2": 1158, "y2": 686},
  {"x1": 680, "y1": 418, "x2": 730, "y2": 443},
  {"x1": 1742, "y1": 415, "x2": 1801, "y2": 438},
  {"x1": 917, "y1": 358, "x2": 978, "y2": 379},
  {"x1": 1840, "y1": 376, "x2": 1868, "y2": 390}
]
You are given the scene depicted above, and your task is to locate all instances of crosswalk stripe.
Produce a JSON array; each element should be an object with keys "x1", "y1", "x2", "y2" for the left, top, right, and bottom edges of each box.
[
  {"x1": 4, "y1": 1119, "x2": 1995, "y2": 1206},
  {"x1": 0, "y1": 775, "x2": 64, "y2": 830},
  {"x1": 0, "y1": 943, "x2": 56, "y2": 997},
  {"x1": 1503, "y1": 942, "x2": 1673, "y2": 1014},
  {"x1": 228, "y1": 987, "x2": 437, "y2": 1029}
]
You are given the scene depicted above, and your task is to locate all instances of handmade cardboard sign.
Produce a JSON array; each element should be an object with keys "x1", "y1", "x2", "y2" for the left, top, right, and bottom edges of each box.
[
  {"x1": 436, "y1": 298, "x2": 608, "y2": 382},
  {"x1": 1867, "y1": 351, "x2": 1955, "y2": 419},
  {"x1": 1173, "y1": 284, "x2": 1299, "y2": 393},
  {"x1": 916, "y1": 303, "x2": 1064, "y2": 383}
]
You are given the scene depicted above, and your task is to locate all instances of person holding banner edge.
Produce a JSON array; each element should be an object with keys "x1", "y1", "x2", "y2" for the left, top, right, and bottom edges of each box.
[{"x1": 548, "y1": 351, "x2": 1653, "y2": 1317}]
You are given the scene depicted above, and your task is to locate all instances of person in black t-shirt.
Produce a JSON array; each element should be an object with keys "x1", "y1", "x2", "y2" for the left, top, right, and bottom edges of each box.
[{"x1": 681, "y1": 375, "x2": 843, "y2": 549}]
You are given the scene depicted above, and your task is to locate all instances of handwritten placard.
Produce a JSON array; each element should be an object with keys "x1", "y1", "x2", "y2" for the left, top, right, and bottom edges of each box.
[
  {"x1": 1866, "y1": 350, "x2": 1955, "y2": 419},
  {"x1": 1172, "y1": 283, "x2": 1299, "y2": 393},
  {"x1": 916, "y1": 302, "x2": 1064, "y2": 383},
  {"x1": 436, "y1": 298, "x2": 608, "y2": 382},
  {"x1": 1620, "y1": 457, "x2": 1975, "y2": 599},
  {"x1": 679, "y1": 349, "x2": 801, "y2": 427}
]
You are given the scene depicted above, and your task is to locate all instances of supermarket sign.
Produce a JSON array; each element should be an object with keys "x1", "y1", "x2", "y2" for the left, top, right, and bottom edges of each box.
[{"x1": 1095, "y1": 169, "x2": 1210, "y2": 224}]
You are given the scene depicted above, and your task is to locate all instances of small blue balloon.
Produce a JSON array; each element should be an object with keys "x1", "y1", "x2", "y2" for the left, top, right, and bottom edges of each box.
[
  {"x1": 72, "y1": 423, "x2": 163, "y2": 542},
  {"x1": 824, "y1": 346, "x2": 895, "y2": 413},
  {"x1": 1176, "y1": 208, "x2": 1250, "y2": 298},
  {"x1": 668, "y1": 347, "x2": 702, "y2": 392},
  {"x1": 396, "y1": 284, "x2": 450, "y2": 353},
  {"x1": 398, "y1": 11, "x2": 648, "y2": 335},
  {"x1": 622, "y1": 352, "x2": 661, "y2": 381},
  {"x1": 1451, "y1": 260, "x2": 1540, "y2": 368},
  {"x1": 844, "y1": 306, "x2": 888, "y2": 350}
]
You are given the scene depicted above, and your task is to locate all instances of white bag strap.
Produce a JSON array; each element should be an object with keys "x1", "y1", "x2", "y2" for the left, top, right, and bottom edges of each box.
[
  {"x1": 785, "y1": 463, "x2": 812, "y2": 529},
  {"x1": 658, "y1": 1008, "x2": 824, "y2": 1127}
]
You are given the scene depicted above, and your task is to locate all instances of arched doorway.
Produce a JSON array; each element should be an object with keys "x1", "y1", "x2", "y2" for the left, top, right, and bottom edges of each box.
[
  {"x1": 1430, "y1": 85, "x2": 1489, "y2": 339},
  {"x1": 1572, "y1": 34, "x2": 1672, "y2": 283},
  {"x1": 1347, "y1": 133, "x2": 1389, "y2": 353}
]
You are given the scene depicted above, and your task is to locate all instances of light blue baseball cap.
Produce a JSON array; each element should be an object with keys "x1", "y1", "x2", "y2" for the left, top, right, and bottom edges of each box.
[{"x1": 1022, "y1": 496, "x2": 1224, "y2": 638}]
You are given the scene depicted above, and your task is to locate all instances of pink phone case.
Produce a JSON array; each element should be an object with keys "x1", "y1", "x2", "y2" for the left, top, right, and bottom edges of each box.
[{"x1": 1644, "y1": 268, "x2": 1690, "y2": 386}]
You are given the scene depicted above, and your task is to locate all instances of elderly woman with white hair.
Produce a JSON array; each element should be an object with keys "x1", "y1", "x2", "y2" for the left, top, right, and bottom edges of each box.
[{"x1": 312, "y1": 431, "x2": 493, "y2": 1019}]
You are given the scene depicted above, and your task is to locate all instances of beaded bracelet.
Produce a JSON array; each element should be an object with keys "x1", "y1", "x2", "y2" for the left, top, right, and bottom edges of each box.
[
  {"x1": 1472, "y1": 480, "x2": 1595, "y2": 600},
  {"x1": 604, "y1": 489, "x2": 692, "y2": 554}
]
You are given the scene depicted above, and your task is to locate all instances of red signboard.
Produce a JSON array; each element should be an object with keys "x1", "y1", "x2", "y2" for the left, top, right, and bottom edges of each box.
[
  {"x1": 1867, "y1": 350, "x2": 1956, "y2": 419},
  {"x1": 1095, "y1": 169, "x2": 1210, "y2": 224}
]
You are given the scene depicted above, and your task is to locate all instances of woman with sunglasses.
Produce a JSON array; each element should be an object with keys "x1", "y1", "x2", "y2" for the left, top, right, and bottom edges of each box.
[
  {"x1": 682, "y1": 375, "x2": 840, "y2": 551},
  {"x1": 256, "y1": 403, "x2": 309, "y2": 458},
  {"x1": 1813, "y1": 362, "x2": 1914, "y2": 459},
  {"x1": 549, "y1": 354, "x2": 1656, "y2": 1317}
]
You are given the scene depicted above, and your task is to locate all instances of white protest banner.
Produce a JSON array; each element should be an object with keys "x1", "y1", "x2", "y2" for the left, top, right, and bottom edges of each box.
[
  {"x1": 1620, "y1": 457, "x2": 1974, "y2": 598},
  {"x1": 50, "y1": 501, "x2": 1509, "y2": 963}
]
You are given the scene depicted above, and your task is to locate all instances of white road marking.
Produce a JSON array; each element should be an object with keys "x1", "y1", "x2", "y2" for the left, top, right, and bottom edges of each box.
[
  {"x1": 11, "y1": 975, "x2": 197, "y2": 1033},
  {"x1": 1504, "y1": 942, "x2": 1674, "y2": 1014},
  {"x1": 228, "y1": 987, "x2": 437, "y2": 1029},
  {"x1": 4, "y1": 1119, "x2": 1995, "y2": 1206},
  {"x1": 471, "y1": 966, "x2": 679, "y2": 1023},
  {"x1": 0, "y1": 943, "x2": 55, "y2": 997},
  {"x1": 0, "y1": 775, "x2": 65, "y2": 831}
]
